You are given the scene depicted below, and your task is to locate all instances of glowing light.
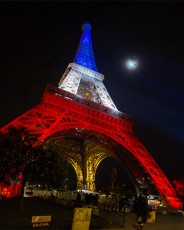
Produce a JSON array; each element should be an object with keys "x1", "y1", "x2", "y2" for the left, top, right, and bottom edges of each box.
[
  {"x1": 125, "y1": 59, "x2": 138, "y2": 70},
  {"x1": 74, "y1": 23, "x2": 98, "y2": 72}
]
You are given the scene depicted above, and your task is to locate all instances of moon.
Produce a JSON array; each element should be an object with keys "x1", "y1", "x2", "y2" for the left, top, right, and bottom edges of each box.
[{"x1": 125, "y1": 59, "x2": 138, "y2": 70}]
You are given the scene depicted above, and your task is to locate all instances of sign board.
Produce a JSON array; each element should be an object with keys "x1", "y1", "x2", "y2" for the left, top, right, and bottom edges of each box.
[
  {"x1": 32, "y1": 216, "x2": 51, "y2": 223},
  {"x1": 32, "y1": 216, "x2": 51, "y2": 228},
  {"x1": 72, "y1": 208, "x2": 92, "y2": 230}
]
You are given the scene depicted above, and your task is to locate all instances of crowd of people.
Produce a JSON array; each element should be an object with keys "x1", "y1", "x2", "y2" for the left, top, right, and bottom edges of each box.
[
  {"x1": 73, "y1": 189, "x2": 150, "y2": 230},
  {"x1": 75, "y1": 192, "x2": 99, "y2": 207}
]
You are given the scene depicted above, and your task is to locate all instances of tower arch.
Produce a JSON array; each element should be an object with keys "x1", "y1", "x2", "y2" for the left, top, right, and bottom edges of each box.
[{"x1": 42, "y1": 125, "x2": 156, "y2": 195}]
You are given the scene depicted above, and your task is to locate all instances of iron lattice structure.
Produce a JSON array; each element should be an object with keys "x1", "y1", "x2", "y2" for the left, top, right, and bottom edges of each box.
[{"x1": 1, "y1": 23, "x2": 182, "y2": 209}]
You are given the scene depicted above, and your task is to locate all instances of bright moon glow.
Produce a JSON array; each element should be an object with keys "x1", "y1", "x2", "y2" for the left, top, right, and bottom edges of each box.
[{"x1": 126, "y1": 59, "x2": 138, "y2": 70}]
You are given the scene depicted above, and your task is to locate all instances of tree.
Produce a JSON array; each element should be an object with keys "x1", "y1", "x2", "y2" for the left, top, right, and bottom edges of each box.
[
  {"x1": 27, "y1": 142, "x2": 69, "y2": 188},
  {"x1": 0, "y1": 127, "x2": 34, "y2": 209},
  {"x1": 0, "y1": 126, "x2": 69, "y2": 209},
  {"x1": 173, "y1": 178, "x2": 184, "y2": 198},
  {"x1": 0, "y1": 127, "x2": 32, "y2": 186}
]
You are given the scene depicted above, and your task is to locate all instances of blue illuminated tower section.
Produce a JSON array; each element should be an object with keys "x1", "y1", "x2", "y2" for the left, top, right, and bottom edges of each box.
[
  {"x1": 74, "y1": 23, "x2": 98, "y2": 72},
  {"x1": 58, "y1": 23, "x2": 117, "y2": 111}
]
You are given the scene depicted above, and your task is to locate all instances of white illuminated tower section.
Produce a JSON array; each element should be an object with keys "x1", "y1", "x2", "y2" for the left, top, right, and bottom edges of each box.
[{"x1": 58, "y1": 23, "x2": 117, "y2": 111}]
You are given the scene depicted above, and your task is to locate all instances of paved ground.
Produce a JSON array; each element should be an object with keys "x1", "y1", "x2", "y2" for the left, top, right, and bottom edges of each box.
[{"x1": 97, "y1": 211, "x2": 184, "y2": 230}]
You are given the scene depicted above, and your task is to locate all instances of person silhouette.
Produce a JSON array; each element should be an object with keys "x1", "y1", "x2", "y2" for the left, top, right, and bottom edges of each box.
[{"x1": 133, "y1": 189, "x2": 149, "y2": 230}]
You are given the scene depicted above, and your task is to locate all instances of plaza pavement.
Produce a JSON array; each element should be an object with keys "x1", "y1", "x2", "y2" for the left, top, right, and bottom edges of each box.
[{"x1": 97, "y1": 211, "x2": 184, "y2": 230}]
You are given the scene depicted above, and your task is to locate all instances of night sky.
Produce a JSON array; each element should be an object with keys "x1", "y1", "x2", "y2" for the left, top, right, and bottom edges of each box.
[{"x1": 0, "y1": 1, "x2": 184, "y2": 187}]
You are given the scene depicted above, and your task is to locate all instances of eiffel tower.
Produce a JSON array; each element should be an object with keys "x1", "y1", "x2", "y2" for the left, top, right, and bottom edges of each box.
[{"x1": 1, "y1": 23, "x2": 182, "y2": 209}]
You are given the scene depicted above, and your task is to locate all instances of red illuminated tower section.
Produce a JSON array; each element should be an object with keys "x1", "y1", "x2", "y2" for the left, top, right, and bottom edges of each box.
[{"x1": 1, "y1": 23, "x2": 182, "y2": 209}]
